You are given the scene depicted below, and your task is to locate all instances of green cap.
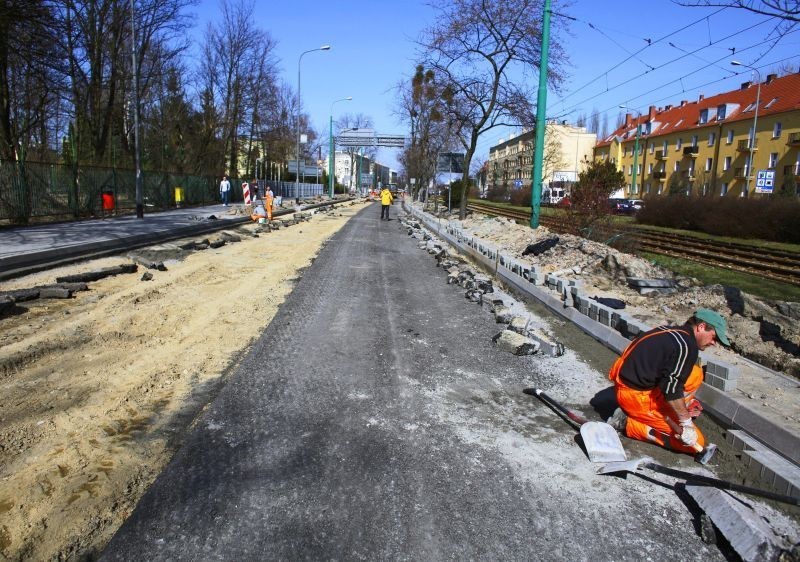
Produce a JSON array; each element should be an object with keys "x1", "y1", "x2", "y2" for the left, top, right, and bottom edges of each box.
[{"x1": 694, "y1": 308, "x2": 730, "y2": 346}]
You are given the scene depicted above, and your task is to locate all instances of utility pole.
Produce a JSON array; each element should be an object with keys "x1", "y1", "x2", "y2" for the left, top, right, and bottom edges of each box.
[
  {"x1": 131, "y1": 0, "x2": 143, "y2": 219},
  {"x1": 529, "y1": 0, "x2": 551, "y2": 229}
]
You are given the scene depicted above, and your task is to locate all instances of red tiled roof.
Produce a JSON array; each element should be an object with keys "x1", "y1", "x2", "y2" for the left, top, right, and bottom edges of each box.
[{"x1": 595, "y1": 72, "x2": 800, "y2": 147}]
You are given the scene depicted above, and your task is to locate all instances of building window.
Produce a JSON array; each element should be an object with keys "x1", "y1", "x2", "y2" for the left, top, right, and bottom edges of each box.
[
  {"x1": 724, "y1": 156, "x2": 731, "y2": 171},
  {"x1": 657, "y1": 184, "x2": 663, "y2": 195},
  {"x1": 765, "y1": 98, "x2": 778, "y2": 109},
  {"x1": 699, "y1": 109, "x2": 708, "y2": 124},
  {"x1": 674, "y1": 161, "x2": 680, "y2": 172},
  {"x1": 676, "y1": 138, "x2": 683, "y2": 151},
  {"x1": 624, "y1": 146, "x2": 628, "y2": 157},
  {"x1": 637, "y1": 164, "x2": 642, "y2": 175},
  {"x1": 774, "y1": 122, "x2": 782, "y2": 138},
  {"x1": 645, "y1": 183, "x2": 651, "y2": 194},
  {"x1": 705, "y1": 158, "x2": 713, "y2": 172},
  {"x1": 721, "y1": 182, "x2": 728, "y2": 196},
  {"x1": 648, "y1": 163, "x2": 654, "y2": 173},
  {"x1": 663, "y1": 140, "x2": 668, "y2": 152},
  {"x1": 708, "y1": 132, "x2": 716, "y2": 146},
  {"x1": 769, "y1": 152, "x2": 778, "y2": 168},
  {"x1": 727, "y1": 130, "x2": 734, "y2": 144},
  {"x1": 628, "y1": 165, "x2": 633, "y2": 175},
  {"x1": 717, "y1": 105, "x2": 727, "y2": 120},
  {"x1": 649, "y1": 143, "x2": 655, "y2": 154},
  {"x1": 691, "y1": 135, "x2": 698, "y2": 147}
]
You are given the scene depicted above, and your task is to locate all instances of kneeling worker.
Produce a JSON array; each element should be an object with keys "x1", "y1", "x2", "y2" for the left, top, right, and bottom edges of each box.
[{"x1": 608, "y1": 309, "x2": 730, "y2": 457}]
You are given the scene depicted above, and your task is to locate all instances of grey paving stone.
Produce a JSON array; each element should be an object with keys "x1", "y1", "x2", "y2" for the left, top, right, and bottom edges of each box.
[{"x1": 686, "y1": 485, "x2": 786, "y2": 562}]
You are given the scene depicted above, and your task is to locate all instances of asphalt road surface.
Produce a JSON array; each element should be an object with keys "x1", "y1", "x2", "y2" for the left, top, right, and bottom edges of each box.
[{"x1": 101, "y1": 204, "x2": 722, "y2": 561}]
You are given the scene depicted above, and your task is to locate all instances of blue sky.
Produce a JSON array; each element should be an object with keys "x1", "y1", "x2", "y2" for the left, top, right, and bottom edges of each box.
[{"x1": 190, "y1": 0, "x2": 800, "y2": 172}]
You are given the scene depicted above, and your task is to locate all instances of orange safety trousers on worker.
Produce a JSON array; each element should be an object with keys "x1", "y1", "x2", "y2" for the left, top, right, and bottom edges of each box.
[
  {"x1": 609, "y1": 330, "x2": 705, "y2": 455},
  {"x1": 265, "y1": 195, "x2": 273, "y2": 220}
]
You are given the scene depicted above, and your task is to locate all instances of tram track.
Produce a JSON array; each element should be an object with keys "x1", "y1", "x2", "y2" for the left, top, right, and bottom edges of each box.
[{"x1": 466, "y1": 201, "x2": 800, "y2": 287}]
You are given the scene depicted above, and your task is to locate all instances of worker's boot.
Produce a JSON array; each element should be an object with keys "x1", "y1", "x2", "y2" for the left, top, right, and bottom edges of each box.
[{"x1": 607, "y1": 408, "x2": 628, "y2": 433}]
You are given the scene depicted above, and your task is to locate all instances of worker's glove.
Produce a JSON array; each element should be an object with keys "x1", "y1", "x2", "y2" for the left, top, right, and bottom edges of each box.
[
  {"x1": 687, "y1": 398, "x2": 703, "y2": 418},
  {"x1": 678, "y1": 419, "x2": 698, "y2": 447}
]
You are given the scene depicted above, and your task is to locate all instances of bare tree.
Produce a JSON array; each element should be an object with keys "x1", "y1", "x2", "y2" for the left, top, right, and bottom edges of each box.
[
  {"x1": 0, "y1": 0, "x2": 63, "y2": 162},
  {"x1": 395, "y1": 65, "x2": 453, "y2": 200},
  {"x1": 202, "y1": 0, "x2": 279, "y2": 177},
  {"x1": 589, "y1": 109, "x2": 600, "y2": 137},
  {"x1": 419, "y1": 0, "x2": 568, "y2": 218},
  {"x1": 673, "y1": 1, "x2": 800, "y2": 23}
]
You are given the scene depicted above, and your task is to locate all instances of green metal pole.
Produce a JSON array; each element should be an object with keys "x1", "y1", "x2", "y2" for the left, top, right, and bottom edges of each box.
[
  {"x1": 530, "y1": 0, "x2": 551, "y2": 229},
  {"x1": 632, "y1": 121, "x2": 640, "y2": 196}
]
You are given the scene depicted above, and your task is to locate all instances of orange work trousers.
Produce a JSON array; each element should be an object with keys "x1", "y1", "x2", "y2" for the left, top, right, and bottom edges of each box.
[
  {"x1": 265, "y1": 197, "x2": 273, "y2": 220},
  {"x1": 613, "y1": 365, "x2": 705, "y2": 455}
]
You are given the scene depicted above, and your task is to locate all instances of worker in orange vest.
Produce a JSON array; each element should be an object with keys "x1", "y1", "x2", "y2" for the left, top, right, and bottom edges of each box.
[
  {"x1": 264, "y1": 185, "x2": 274, "y2": 221},
  {"x1": 607, "y1": 309, "x2": 729, "y2": 455}
]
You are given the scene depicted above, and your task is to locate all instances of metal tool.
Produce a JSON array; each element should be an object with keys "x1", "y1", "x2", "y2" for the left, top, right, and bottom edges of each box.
[
  {"x1": 523, "y1": 388, "x2": 627, "y2": 463},
  {"x1": 662, "y1": 417, "x2": 717, "y2": 465},
  {"x1": 597, "y1": 456, "x2": 800, "y2": 506}
]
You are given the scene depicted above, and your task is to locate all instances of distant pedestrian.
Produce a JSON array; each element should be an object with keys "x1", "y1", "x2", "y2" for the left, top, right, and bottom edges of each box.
[
  {"x1": 380, "y1": 186, "x2": 393, "y2": 220},
  {"x1": 219, "y1": 175, "x2": 231, "y2": 206}
]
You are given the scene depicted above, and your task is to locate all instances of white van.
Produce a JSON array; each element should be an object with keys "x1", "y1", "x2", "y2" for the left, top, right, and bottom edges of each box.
[{"x1": 542, "y1": 187, "x2": 566, "y2": 205}]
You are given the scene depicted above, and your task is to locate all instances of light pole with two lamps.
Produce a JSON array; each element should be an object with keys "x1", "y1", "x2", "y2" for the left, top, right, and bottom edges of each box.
[
  {"x1": 731, "y1": 61, "x2": 761, "y2": 196},
  {"x1": 329, "y1": 97, "x2": 352, "y2": 198},
  {"x1": 296, "y1": 45, "x2": 331, "y2": 204},
  {"x1": 619, "y1": 105, "x2": 642, "y2": 198}
]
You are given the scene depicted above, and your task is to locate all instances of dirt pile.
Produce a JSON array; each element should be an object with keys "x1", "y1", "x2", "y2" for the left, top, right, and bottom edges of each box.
[{"x1": 456, "y1": 214, "x2": 800, "y2": 377}]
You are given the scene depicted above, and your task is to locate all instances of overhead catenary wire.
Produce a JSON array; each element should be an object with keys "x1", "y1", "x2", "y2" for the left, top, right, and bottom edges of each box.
[{"x1": 550, "y1": 6, "x2": 729, "y2": 109}]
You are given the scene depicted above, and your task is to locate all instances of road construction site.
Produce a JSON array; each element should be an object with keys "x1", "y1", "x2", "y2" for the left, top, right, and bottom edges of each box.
[{"x1": 0, "y1": 199, "x2": 798, "y2": 560}]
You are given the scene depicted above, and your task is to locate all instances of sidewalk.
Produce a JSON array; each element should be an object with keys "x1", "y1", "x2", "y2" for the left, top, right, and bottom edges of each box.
[{"x1": 0, "y1": 205, "x2": 250, "y2": 280}]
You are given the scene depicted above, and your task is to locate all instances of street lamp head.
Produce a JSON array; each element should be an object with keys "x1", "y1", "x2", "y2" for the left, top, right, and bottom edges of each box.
[
  {"x1": 345, "y1": 96, "x2": 353, "y2": 100},
  {"x1": 731, "y1": 60, "x2": 742, "y2": 66},
  {"x1": 320, "y1": 45, "x2": 331, "y2": 51}
]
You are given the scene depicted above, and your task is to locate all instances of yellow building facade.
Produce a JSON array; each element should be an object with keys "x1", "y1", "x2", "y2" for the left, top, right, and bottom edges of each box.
[{"x1": 595, "y1": 72, "x2": 800, "y2": 198}]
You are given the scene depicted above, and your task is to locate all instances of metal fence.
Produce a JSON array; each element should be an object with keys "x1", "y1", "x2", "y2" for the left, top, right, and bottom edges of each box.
[
  {"x1": 0, "y1": 159, "x2": 249, "y2": 224},
  {"x1": 0, "y1": 160, "x2": 328, "y2": 225},
  {"x1": 265, "y1": 180, "x2": 324, "y2": 200}
]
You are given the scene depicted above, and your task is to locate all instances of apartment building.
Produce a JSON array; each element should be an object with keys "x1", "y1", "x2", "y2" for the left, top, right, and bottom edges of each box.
[
  {"x1": 488, "y1": 122, "x2": 597, "y2": 191},
  {"x1": 594, "y1": 72, "x2": 800, "y2": 198}
]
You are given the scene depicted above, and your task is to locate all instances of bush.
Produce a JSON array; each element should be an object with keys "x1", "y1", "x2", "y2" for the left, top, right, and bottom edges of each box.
[
  {"x1": 636, "y1": 195, "x2": 800, "y2": 243},
  {"x1": 486, "y1": 183, "x2": 509, "y2": 203},
  {"x1": 509, "y1": 186, "x2": 531, "y2": 207}
]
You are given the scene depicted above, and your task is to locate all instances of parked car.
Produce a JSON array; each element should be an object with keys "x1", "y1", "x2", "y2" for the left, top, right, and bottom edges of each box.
[
  {"x1": 628, "y1": 199, "x2": 645, "y2": 212},
  {"x1": 608, "y1": 198, "x2": 631, "y2": 214}
]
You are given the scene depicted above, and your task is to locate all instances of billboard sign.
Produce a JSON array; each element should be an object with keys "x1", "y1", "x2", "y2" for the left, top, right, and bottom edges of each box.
[
  {"x1": 552, "y1": 171, "x2": 577, "y2": 183},
  {"x1": 437, "y1": 152, "x2": 465, "y2": 173}
]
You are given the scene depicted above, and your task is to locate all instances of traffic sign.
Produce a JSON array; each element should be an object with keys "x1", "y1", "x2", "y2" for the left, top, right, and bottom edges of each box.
[
  {"x1": 755, "y1": 169, "x2": 775, "y2": 193},
  {"x1": 514, "y1": 180, "x2": 523, "y2": 188}
]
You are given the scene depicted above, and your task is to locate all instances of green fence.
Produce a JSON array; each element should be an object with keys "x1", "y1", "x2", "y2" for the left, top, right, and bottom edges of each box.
[{"x1": 0, "y1": 160, "x2": 243, "y2": 224}]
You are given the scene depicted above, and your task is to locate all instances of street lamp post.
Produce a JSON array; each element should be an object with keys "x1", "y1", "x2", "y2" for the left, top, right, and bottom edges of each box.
[
  {"x1": 731, "y1": 61, "x2": 761, "y2": 197},
  {"x1": 296, "y1": 45, "x2": 331, "y2": 204},
  {"x1": 329, "y1": 97, "x2": 352, "y2": 198},
  {"x1": 619, "y1": 105, "x2": 642, "y2": 197}
]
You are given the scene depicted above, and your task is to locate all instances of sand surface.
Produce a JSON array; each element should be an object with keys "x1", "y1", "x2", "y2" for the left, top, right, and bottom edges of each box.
[{"x1": 0, "y1": 202, "x2": 368, "y2": 560}]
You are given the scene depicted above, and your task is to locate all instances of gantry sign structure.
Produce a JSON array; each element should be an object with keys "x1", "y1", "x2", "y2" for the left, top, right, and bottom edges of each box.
[
  {"x1": 335, "y1": 129, "x2": 405, "y2": 193},
  {"x1": 336, "y1": 129, "x2": 405, "y2": 149}
]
